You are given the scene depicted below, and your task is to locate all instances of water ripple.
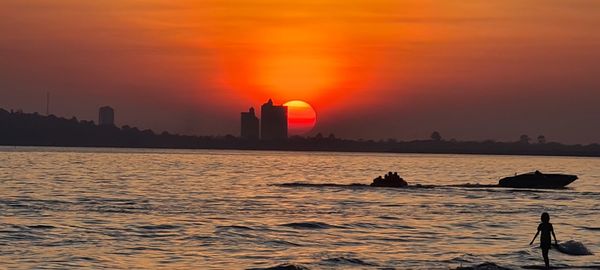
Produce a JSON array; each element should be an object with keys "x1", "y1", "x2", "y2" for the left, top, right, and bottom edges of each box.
[{"x1": 1, "y1": 148, "x2": 600, "y2": 269}]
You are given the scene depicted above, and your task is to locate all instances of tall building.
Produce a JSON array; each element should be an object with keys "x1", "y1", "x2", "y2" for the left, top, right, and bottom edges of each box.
[
  {"x1": 98, "y1": 106, "x2": 115, "y2": 126},
  {"x1": 240, "y1": 107, "x2": 259, "y2": 140},
  {"x1": 260, "y1": 99, "x2": 288, "y2": 140}
]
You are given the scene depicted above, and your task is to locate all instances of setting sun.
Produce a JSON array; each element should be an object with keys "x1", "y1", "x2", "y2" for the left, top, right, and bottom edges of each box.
[{"x1": 284, "y1": 100, "x2": 317, "y2": 135}]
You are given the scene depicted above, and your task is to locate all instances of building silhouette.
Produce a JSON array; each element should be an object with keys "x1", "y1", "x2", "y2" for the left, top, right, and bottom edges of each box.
[
  {"x1": 240, "y1": 107, "x2": 259, "y2": 140},
  {"x1": 260, "y1": 99, "x2": 288, "y2": 140},
  {"x1": 98, "y1": 106, "x2": 115, "y2": 126}
]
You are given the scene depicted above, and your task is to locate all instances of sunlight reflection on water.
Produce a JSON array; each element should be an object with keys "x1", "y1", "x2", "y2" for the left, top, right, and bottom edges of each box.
[{"x1": 0, "y1": 147, "x2": 599, "y2": 269}]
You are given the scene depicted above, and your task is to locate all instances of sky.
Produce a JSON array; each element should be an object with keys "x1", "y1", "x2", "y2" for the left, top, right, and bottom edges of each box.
[{"x1": 1, "y1": 0, "x2": 599, "y2": 143}]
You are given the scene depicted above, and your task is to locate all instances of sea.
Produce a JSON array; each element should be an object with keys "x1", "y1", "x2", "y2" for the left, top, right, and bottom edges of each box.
[{"x1": 1, "y1": 147, "x2": 599, "y2": 269}]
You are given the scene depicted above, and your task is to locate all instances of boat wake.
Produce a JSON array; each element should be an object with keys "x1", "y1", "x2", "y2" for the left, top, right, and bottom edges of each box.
[
  {"x1": 273, "y1": 182, "x2": 437, "y2": 189},
  {"x1": 320, "y1": 256, "x2": 377, "y2": 266},
  {"x1": 274, "y1": 182, "x2": 370, "y2": 188},
  {"x1": 273, "y1": 182, "x2": 554, "y2": 191},
  {"x1": 274, "y1": 171, "x2": 578, "y2": 190}
]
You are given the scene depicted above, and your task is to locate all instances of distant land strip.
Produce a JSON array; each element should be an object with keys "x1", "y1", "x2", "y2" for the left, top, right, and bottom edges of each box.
[{"x1": 1, "y1": 108, "x2": 599, "y2": 157}]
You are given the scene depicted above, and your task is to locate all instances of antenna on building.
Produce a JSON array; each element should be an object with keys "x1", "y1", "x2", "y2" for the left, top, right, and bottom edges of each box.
[{"x1": 46, "y1": 92, "x2": 50, "y2": 115}]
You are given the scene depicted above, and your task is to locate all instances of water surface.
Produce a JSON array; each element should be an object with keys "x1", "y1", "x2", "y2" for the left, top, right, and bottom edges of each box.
[{"x1": 1, "y1": 147, "x2": 599, "y2": 269}]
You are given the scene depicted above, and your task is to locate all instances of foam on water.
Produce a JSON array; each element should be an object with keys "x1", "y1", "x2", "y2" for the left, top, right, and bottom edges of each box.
[{"x1": 555, "y1": 240, "x2": 594, "y2": 256}]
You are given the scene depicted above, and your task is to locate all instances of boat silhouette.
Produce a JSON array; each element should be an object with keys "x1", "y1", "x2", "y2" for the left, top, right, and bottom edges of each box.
[
  {"x1": 498, "y1": 171, "x2": 577, "y2": 189},
  {"x1": 370, "y1": 172, "x2": 408, "y2": 188}
]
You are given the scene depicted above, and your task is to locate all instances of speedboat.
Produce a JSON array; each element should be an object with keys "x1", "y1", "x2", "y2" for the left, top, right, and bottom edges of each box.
[
  {"x1": 498, "y1": 171, "x2": 577, "y2": 189},
  {"x1": 371, "y1": 173, "x2": 408, "y2": 188}
]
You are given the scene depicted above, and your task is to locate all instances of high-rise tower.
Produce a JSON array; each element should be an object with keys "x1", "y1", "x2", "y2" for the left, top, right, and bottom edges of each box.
[
  {"x1": 98, "y1": 106, "x2": 115, "y2": 126},
  {"x1": 260, "y1": 99, "x2": 288, "y2": 140},
  {"x1": 240, "y1": 107, "x2": 259, "y2": 140}
]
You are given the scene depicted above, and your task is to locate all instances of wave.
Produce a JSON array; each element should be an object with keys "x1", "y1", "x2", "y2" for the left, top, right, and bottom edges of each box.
[
  {"x1": 215, "y1": 225, "x2": 255, "y2": 231},
  {"x1": 321, "y1": 256, "x2": 377, "y2": 266},
  {"x1": 378, "y1": 215, "x2": 401, "y2": 220},
  {"x1": 580, "y1": 226, "x2": 600, "y2": 231},
  {"x1": 136, "y1": 224, "x2": 180, "y2": 231},
  {"x1": 265, "y1": 239, "x2": 302, "y2": 247},
  {"x1": 183, "y1": 235, "x2": 214, "y2": 241},
  {"x1": 247, "y1": 264, "x2": 310, "y2": 270},
  {"x1": 27, "y1": 225, "x2": 56, "y2": 230},
  {"x1": 126, "y1": 246, "x2": 166, "y2": 251},
  {"x1": 342, "y1": 222, "x2": 386, "y2": 229},
  {"x1": 280, "y1": 222, "x2": 342, "y2": 230},
  {"x1": 522, "y1": 265, "x2": 600, "y2": 269},
  {"x1": 454, "y1": 262, "x2": 512, "y2": 270}
]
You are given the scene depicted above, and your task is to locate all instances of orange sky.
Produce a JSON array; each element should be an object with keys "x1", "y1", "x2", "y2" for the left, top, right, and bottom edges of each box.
[{"x1": 1, "y1": 0, "x2": 599, "y2": 142}]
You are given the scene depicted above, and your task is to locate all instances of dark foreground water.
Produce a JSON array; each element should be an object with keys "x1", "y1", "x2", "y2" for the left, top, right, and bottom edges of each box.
[{"x1": 1, "y1": 147, "x2": 599, "y2": 269}]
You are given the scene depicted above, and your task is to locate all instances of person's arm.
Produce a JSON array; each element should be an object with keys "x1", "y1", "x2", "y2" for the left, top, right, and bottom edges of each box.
[
  {"x1": 529, "y1": 230, "x2": 539, "y2": 245},
  {"x1": 552, "y1": 227, "x2": 558, "y2": 245}
]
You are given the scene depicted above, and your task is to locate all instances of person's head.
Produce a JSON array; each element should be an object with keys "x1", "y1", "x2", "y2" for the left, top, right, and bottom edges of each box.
[{"x1": 541, "y1": 212, "x2": 550, "y2": 223}]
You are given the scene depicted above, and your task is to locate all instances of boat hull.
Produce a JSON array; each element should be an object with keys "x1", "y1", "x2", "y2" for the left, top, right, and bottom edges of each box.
[
  {"x1": 498, "y1": 173, "x2": 577, "y2": 189},
  {"x1": 370, "y1": 182, "x2": 408, "y2": 188}
]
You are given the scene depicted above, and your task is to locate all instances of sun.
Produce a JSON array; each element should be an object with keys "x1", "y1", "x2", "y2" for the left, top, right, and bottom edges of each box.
[{"x1": 284, "y1": 100, "x2": 317, "y2": 136}]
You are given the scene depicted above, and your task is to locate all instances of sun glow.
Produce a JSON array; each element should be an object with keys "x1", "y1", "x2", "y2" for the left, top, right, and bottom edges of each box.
[
  {"x1": 203, "y1": 1, "x2": 428, "y2": 107},
  {"x1": 254, "y1": 29, "x2": 339, "y2": 101},
  {"x1": 284, "y1": 100, "x2": 317, "y2": 135}
]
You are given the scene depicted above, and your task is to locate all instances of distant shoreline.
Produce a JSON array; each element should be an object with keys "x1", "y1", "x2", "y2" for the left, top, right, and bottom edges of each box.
[
  {"x1": 2, "y1": 108, "x2": 599, "y2": 158},
  {"x1": 2, "y1": 144, "x2": 600, "y2": 159}
]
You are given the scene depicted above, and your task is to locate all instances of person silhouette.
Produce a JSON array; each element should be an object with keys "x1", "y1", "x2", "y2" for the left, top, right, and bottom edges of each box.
[
  {"x1": 529, "y1": 212, "x2": 558, "y2": 269},
  {"x1": 374, "y1": 175, "x2": 383, "y2": 185}
]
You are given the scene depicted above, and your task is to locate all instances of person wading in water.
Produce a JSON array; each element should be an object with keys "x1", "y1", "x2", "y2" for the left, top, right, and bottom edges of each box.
[{"x1": 529, "y1": 212, "x2": 558, "y2": 269}]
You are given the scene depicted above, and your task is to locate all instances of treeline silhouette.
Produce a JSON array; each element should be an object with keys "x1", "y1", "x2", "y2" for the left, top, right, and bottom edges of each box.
[{"x1": 1, "y1": 108, "x2": 599, "y2": 157}]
